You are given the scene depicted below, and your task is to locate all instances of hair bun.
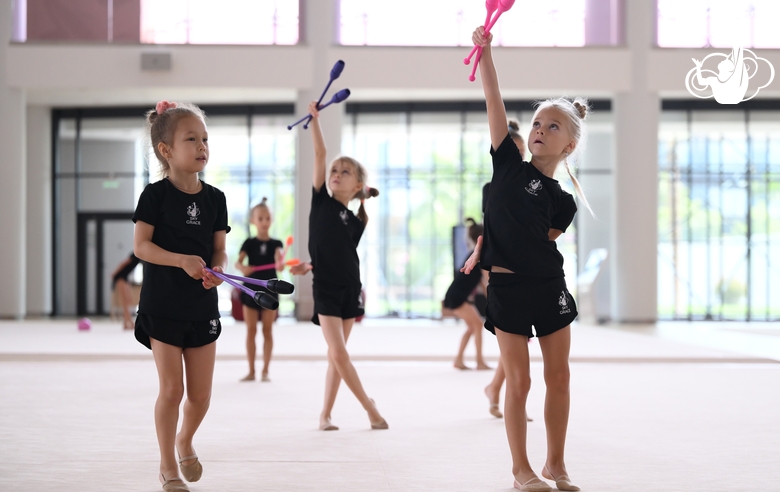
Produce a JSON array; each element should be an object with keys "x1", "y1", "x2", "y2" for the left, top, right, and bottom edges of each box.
[
  {"x1": 261, "y1": 197, "x2": 268, "y2": 204},
  {"x1": 573, "y1": 101, "x2": 588, "y2": 120},
  {"x1": 367, "y1": 187, "x2": 379, "y2": 198}
]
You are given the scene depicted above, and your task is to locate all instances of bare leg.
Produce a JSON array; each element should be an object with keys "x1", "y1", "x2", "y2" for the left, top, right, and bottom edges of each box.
[
  {"x1": 176, "y1": 341, "x2": 217, "y2": 469},
  {"x1": 116, "y1": 279, "x2": 134, "y2": 330},
  {"x1": 150, "y1": 338, "x2": 185, "y2": 481},
  {"x1": 538, "y1": 326, "x2": 577, "y2": 487},
  {"x1": 485, "y1": 356, "x2": 506, "y2": 418},
  {"x1": 241, "y1": 306, "x2": 258, "y2": 380},
  {"x1": 495, "y1": 328, "x2": 539, "y2": 486},
  {"x1": 320, "y1": 322, "x2": 353, "y2": 429},
  {"x1": 319, "y1": 315, "x2": 385, "y2": 425},
  {"x1": 453, "y1": 322, "x2": 472, "y2": 370},
  {"x1": 454, "y1": 304, "x2": 490, "y2": 369},
  {"x1": 260, "y1": 308, "x2": 276, "y2": 380}
]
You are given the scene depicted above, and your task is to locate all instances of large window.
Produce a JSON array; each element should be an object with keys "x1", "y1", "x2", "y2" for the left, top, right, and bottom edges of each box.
[
  {"x1": 339, "y1": 0, "x2": 622, "y2": 47},
  {"x1": 658, "y1": 104, "x2": 780, "y2": 321},
  {"x1": 14, "y1": 0, "x2": 298, "y2": 44},
  {"x1": 343, "y1": 103, "x2": 584, "y2": 318},
  {"x1": 657, "y1": 0, "x2": 780, "y2": 48}
]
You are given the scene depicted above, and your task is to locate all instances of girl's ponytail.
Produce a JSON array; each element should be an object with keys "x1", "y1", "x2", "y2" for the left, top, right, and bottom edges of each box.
[{"x1": 356, "y1": 186, "x2": 379, "y2": 226}]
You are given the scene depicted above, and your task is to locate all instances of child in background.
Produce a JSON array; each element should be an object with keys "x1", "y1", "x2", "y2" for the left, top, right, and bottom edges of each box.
[
  {"x1": 133, "y1": 100, "x2": 230, "y2": 492},
  {"x1": 235, "y1": 198, "x2": 284, "y2": 382},
  {"x1": 445, "y1": 218, "x2": 491, "y2": 370},
  {"x1": 291, "y1": 101, "x2": 387, "y2": 432}
]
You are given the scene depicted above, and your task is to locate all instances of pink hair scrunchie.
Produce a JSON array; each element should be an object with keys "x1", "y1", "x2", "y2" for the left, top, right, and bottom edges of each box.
[{"x1": 155, "y1": 100, "x2": 178, "y2": 114}]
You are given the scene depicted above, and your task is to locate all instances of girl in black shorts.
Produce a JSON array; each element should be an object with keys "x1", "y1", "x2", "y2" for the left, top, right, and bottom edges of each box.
[
  {"x1": 291, "y1": 101, "x2": 387, "y2": 432},
  {"x1": 234, "y1": 198, "x2": 284, "y2": 382},
  {"x1": 464, "y1": 27, "x2": 595, "y2": 492},
  {"x1": 133, "y1": 100, "x2": 230, "y2": 492},
  {"x1": 445, "y1": 218, "x2": 491, "y2": 370}
]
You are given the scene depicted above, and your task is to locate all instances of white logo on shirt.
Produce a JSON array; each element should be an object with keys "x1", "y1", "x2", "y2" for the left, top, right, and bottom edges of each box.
[
  {"x1": 559, "y1": 290, "x2": 571, "y2": 315},
  {"x1": 339, "y1": 210, "x2": 349, "y2": 225},
  {"x1": 259, "y1": 242, "x2": 267, "y2": 255},
  {"x1": 186, "y1": 202, "x2": 202, "y2": 225},
  {"x1": 209, "y1": 319, "x2": 218, "y2": 335},
  {"x1": 525, "y1": 180, "x2": 542, "y2": 196}
]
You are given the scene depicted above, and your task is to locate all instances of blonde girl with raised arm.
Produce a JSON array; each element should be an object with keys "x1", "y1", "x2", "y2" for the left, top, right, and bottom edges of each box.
[
  {"x1": 290, "y1": 101, "x2": 387, "y2": 431},
  {"x1": 133, "y1": 101, "x2": 230, "y2": 492},
  {"x1": 464, "y1": 26, "x2": 594, "y2": 491}
]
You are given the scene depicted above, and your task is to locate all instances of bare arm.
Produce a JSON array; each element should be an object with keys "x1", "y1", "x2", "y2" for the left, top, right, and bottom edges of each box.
[
  {"x1": 460, "y1": 235, "x2": 483, "y2": 274},
  {"x1": 202, "y1": 230, "x2": 228, "y2": 289},
  {"x1": 234, "y1": 251, "x2": 252, "y2": 276},
  {"x1": 474, "y1": 27, "x2": 509, "y2": 151},
  {"x1": 134, "y1": 221, "x2": 206, "y2": 280},
  {"x1": 548, "y1": 229, "x2": 563, "y2": 241},
  {"x1": 308, "y1": 101, "x2": 327, "y2": 192}
]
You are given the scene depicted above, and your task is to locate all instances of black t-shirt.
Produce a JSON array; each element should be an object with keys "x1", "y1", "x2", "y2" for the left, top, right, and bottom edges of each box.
[
  {"x1": 132, "y1": 178, "x2": 231, "y2": 320},
  {"x1": 482, "y1": 133, "x2": 577, "y2": 277},
  {"x1": 239, "y1": 237, "x2": 284, "y2": 282},
  {"x1": 113, "y1": 253, "x2": 141, "y2": 282},
  {"x1": 308, "y1": 186, "x2": 364, "y2": 287}
]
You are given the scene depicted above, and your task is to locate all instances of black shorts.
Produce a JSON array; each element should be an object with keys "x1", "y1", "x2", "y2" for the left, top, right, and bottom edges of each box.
[
  {"x1": 484, "y1": 273, "x2": 577, "y2": 338},
  {"x1": 135, "y1": 313, "x2": 221, "y2": 350},
  {"x1": 239, "y1": 286, "x2": 277, "y2": 311},
  {"x1": 311, "y1": 280, "x2": 364, "y2": 325}
]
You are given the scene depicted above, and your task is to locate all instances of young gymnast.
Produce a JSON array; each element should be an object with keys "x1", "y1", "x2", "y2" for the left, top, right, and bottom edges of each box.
[
  {"x1": 445, "y1": 218, "x2": 491, "y2": 370},
  {"x1": 464, "y1": 26, "x2": 593, "y2": 491},
  {"x1": 133, "y1": 100, "x2": 230, "y2": 492},
  {"x1": 290, "y1": 101, "x2": 387, "y2": 432},
  {"x1": 111, "y1": 251, "x2": 142, "y2": 330},
  {"x1": 234, "y1": 198, "x2": 284, "y2": 382}
]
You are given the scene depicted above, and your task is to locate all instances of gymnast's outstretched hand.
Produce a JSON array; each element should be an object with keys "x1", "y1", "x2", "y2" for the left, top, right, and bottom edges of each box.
[
  {"x1": 460, "y1": 235, "x2": 483, "y2": 274},
  {"x1": 290, "y1": 261, "x2": 313, "y2": 276}
]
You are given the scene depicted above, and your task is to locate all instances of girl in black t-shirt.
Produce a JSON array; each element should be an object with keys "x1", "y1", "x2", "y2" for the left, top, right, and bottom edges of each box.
[
  {"x1": 110, "y1": 252, "x2": 141, "y2": 330},
  {"x1": 133, "y1": 100, "x2": 230, "y2": 492},
  {"x1": 290, "y1": 100, "x2": 387, "y2": 432},
  {"x1": 464, "y1": 27, "x2": 595, "y2": 492},
  {"x1": 234, "y1": 198, "x2": 285, "y2": 382},
  {"x1": 445, "y1": 218, "x2": 491, "y2": 370}
]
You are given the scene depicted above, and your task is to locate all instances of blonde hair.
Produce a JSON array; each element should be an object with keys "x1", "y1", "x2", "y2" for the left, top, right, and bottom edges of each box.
[
  {"x1": 533, "y1": 97, "x2": 594, "y2": 216},
  {"x1": 331, "y1": 156, "x2": 380, "y2": 226},
  {"x1": 251, "y1": 197, "x2": 271, "y2": 218},
  {"x1": 145, "y1": 102, "x2": 207, "y2": 177}
]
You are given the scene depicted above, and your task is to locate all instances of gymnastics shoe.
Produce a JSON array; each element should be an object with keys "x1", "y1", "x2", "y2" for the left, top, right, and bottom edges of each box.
[
  {"x1": 319, "y1": 418, "x2": 339, "y2": 431},
  {"x1": 542, "y1": 466, "x2": 580, "y2": 491},
  {"x1": 513, "y1": 476, "x2": 552, "y2": 491},
  {"x1": 159, "y1": 473, "x2": 189, "y2": 492},
  {"x1": 177, "y1": 451, "x2": 202, "y2": 482}
]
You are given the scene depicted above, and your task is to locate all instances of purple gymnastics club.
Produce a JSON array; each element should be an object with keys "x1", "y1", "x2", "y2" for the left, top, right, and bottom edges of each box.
[
  {"x1": 464, "y1": 0, "x2": 516, "y2": 82},
  {"x1": 305, "y1": 88, "x2": 351, "y2": 127},
  {"x1": 205, "y1": 268, "x2": 294, "y2": 310},
  {"x1": 287, "y1": 89, "x2": 352, "y2": 130},
  {"x1": 288, "y1": 60, "x2": 348, "y2": 130}
]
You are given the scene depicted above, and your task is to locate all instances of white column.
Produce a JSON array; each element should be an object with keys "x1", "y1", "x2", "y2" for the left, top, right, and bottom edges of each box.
[
  {"x1": 611, "y1": 0, "x2": 659, "y2": 322},
  {"x1": 26, "y1": 106, "x2": 52, "y2": 316},
  {"x1": 0, "y1": 0, "x2": 27, "y2": 318},
  {"x1": 294, "y1": 0, "x2": 343, "y2": 321}
]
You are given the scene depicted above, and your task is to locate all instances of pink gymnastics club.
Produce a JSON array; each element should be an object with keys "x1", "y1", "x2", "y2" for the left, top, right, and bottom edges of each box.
[
  {"x1": 464, "y1": 0, "x2": 499, "y2": 66},
  {"x1": 465, "y1": 0, "x2": 516, "y2": 82},
  {"x1": 250, "y1": 258, "x2": 301, "y2": 272}
]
